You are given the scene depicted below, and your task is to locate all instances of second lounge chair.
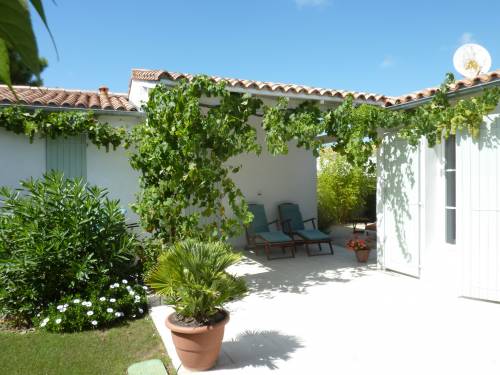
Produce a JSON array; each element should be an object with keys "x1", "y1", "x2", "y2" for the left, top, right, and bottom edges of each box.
[{"x1": 278, "y1": 202, "x2": 334, "y2": 256}]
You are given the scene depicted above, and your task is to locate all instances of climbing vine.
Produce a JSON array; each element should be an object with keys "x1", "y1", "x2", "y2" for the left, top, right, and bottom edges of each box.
[
  {"x1": 262, "y1": 73, "x2": 500, "y2": 170},
  {"x1": 0, "y1": 106, "x2": 129, "y2": 150},
  {"x1": 129, "y1": 76, "x2": 262, "y2": 243},
  {"x1": 1, "y1": 73, "x2": 499, "y2": 243}
]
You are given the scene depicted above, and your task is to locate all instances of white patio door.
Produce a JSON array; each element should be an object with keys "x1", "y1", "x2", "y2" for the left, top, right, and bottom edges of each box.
[
  {"x1": 458, "y1": 116, "x2": 500, "y2": 302},
  {"x1": 377, "y1": 136, "x2": 423, "y2": 277}
]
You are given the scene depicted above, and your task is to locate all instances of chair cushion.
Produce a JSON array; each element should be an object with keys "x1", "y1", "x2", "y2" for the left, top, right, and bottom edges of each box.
[
  {"x1": 296, "y1": 229, "x2": 330, "y2": 241},
  {"x1": 256, "y1": 231, "x2": 293, "y2": 243},
  {"x1": 279, "y1": 203, "x2": 305, "y2": 231},
  {"x1": 248, "y1": 204, "x2": 270, "y2": 234}
]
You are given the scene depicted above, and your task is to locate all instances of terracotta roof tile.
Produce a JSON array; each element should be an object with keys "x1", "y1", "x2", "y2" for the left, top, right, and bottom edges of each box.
[
  {"x1": 131, "y1": 68, "x2": 392, "y2": 105},
  {"x1": 385, "y1": 70, "x2": 500, "y2": 107},
  {"x1": 0, "y1": 85, "x2": 137, "y2": 112}
]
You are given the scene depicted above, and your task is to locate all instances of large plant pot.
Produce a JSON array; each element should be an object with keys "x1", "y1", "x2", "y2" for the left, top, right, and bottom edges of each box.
[
  {"x1": 355, "y1": 249, "x2": 370, "y2": 263},
  {"x1": 165, "y1": 311, "x2": 229, "y2": 371}
]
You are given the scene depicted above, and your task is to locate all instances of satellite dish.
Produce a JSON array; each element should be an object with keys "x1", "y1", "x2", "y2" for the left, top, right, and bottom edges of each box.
[{"x1": 453, "y1": 43, "x2": 492, "y2": 78}]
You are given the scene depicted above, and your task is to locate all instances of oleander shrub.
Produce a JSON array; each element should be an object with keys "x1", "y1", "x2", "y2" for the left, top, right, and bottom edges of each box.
[
  {"x1": 0, "y1": 172, "x2": 139, "y2": 327},
  {"x1": 33, "y1": 277, "x2": 148, "y2": 332}
]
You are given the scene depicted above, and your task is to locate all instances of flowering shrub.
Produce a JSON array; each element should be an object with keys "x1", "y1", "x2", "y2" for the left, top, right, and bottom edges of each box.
[
  {"x1": 0, "y1": 172, "x2": 139, "y2": 327},
  {"x1": 346, "y1": 237, "x2": 369, "y2": 251},
  {"x1": 34, "y1": 277, "x2": 148, "y2": 332}
]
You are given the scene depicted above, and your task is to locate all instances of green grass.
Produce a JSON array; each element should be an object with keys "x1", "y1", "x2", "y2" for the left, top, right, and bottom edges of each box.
[{"x1": 0, "y1": 317, "x2": 175, "y2": 375}]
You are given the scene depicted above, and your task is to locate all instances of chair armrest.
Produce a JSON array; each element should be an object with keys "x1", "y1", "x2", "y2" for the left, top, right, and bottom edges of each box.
[
  {"x1": 303, "y1": 217, "x2": 317, "y2": 229},
  {"x1": 267, "y1": 219, "x2": 281, "y2": 230},
  {"x1": 280, "y1": 218, "x2": 293, "y2": 234}
]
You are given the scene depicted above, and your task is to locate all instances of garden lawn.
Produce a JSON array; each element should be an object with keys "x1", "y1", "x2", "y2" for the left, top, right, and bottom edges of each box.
[{"x1": 0, "y1": 316, "x2": 174, "y2": 375}]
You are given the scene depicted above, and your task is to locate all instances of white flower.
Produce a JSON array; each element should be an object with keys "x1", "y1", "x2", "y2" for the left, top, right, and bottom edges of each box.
[
  {"x1": 142, "y1": 286, "x2": 148, "y2": 291},
  {"x1": 57, "y1": 304, "x2": 64, "y2": 310},
  {"x1": 115, "y1": 312, "x2": 124, "y2": 317},
  {"x1": 84, "y1": 301, "x2": 92, "y2": 307},
  {"x1": 73, "y1": 299, "x2": 80, "y2": 304},
  {"x1": 132, "y1": 314, "x2": 136, "y2": 318},
  {"x1": 40, "y1": 321, "x2": 47, "y2": 327},
  {"x1": 109, "y1": 284, "x2": 116, "y2": 289},
  {"x1": 109, "y1": 298, "x2": 116, "y2": 303},
  {"x1": 87, "y1": 311, "x2": 94, "y2": 316},
  {"x1": 129, "y1": 291, "x2": 135, "y2": 296},
  {"x1": 36, "y1": 313, "x2": 41, "y2": 317},
  {"x1": 122, "y1": 279, "x2": 128, "y2": 284},
  {"x1": 91, "y1": 320, "x2": 98, "y2": 326},
  {"x1": 126, "y1": 285, "x2": 132, "y2": 291},
  {"x1": 138, "y1": 308, "x2": 144, "y2": 314},
  {"x1": 99, "y1": 297, "x2": 106, "y2": 302},
  {"x1": 55, "y1": 318, "x2": 62, "y2": 324},
  {"x1": 106, "y1": 308, "x2": 114, "y2": 313},
  {"x1": 134, "y1": 296, "x2": 141, "y2": 303}
]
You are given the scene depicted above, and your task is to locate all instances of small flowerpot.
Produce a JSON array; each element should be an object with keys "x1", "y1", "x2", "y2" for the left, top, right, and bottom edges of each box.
[
  {"x1": 355, "y1": 249, "x2": 371, "y2": 263},
  {"x1": 165, "y1": 311, "x2": 229, "y2": 371}
]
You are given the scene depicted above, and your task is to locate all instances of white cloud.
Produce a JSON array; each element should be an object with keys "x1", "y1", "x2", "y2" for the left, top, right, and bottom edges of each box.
[
  {"x1": 295, "y1": 0, "x2": 329, "y2": 8},
  {"x1": 459, "y1": 32, "x2": 475, "y2": 45},
  {"x1": 379, "y1": 56, "x2": 395, "y2": 69}
]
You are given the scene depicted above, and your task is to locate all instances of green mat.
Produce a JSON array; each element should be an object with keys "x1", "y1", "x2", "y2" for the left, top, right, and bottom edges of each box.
[{"x1": 127, "y1": 359, "x2": 167, "y2": 375}]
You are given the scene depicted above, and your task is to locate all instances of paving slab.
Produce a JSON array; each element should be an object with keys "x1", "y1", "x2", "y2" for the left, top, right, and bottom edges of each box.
[{"x1": 151, "y1": 246, "x2": 500, "y2": 375}]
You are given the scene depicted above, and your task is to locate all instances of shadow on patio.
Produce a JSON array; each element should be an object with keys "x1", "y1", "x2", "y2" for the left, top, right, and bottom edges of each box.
[
  {"x1": 218, "y1": 330, "x2": 303, "y2": 370},
  {"x1": 233, "y1": 243, "x2": 377, "y2": 299}
]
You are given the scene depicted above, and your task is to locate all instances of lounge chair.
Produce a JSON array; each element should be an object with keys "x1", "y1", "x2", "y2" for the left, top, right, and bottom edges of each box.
[
  {"x1": 246, "y1": 203, "x2": 296, "y2": 260},
  {"x1": 278, "y1": 202, "x2": 334, "y2": 256}
]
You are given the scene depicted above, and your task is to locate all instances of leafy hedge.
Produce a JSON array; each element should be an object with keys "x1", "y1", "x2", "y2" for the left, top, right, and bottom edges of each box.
[
  {"x1": 317, "y1": 149, "x2": 376, "y2": 228},
  {"x1": 0, "y1": 172, "x2": 140, "y2": 328}
]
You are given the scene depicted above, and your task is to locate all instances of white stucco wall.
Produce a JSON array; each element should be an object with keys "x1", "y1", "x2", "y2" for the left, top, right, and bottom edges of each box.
[
  {"x1": 86, "y1": 114, "x2": 141, "y2": 222},
  {"x1": 0, "y1": 128, "x2": 46, "y2": 190},
  {"x1": 0, "y1": 104, "x2": 318, "y2": 249},
  {"x1": 378, "y1": 100, "x2": 500, "y2": 300},
  {"x1": 230, "y1": 116, "x2": 317, "y2": 247}
]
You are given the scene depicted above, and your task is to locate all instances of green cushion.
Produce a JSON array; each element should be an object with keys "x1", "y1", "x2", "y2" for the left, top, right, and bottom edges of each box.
[
  {"x1": 256, "y1": 231, "x2": 293, "y2": 243},
  {"x1": 248, "y1": 204, "x2": 270, "y2": 234},
  {"x1": 296, "y1": 229, "x2": 330, "y2": 241},
  {"x1": 127, "y1": 359, "x2": 167, "y2": 375},
  {"x1": 279, "y1": 203, "x2": 305, "y2": 231}
]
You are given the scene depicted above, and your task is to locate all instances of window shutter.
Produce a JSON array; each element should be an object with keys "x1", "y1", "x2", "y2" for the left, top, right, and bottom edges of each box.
[{"x1": 46, "y1": 135, "x2": 87, "y2": 179}]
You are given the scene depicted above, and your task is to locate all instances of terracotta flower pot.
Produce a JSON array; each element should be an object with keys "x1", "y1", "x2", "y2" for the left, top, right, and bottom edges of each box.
[
  {"x1": 165, "y1": 311, "x2": 229, "y2": 371},
  {"x1": 355, "y1": 249, "x2": 370, "y2": 262}
]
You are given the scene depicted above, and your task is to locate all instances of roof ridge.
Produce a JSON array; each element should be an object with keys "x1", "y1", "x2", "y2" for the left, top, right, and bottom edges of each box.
[
  {"x1": 0, "y1": 84, "x2": 129, "y2": 97},
  {"x1": 130, "y1": 68, "x2": 393, "y2": 104}
]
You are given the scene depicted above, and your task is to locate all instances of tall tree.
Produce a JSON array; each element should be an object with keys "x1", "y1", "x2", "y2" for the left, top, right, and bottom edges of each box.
[{"x1": 9, "y1": 48, "x2": 47, "y2": 86}]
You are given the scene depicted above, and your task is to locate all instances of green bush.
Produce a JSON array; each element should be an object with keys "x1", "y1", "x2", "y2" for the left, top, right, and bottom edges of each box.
[
  {"x1": 317, "y1": 149, "x2": 376, "y2": 228},
  {"x1": 146, "y1": 240, "x2": 247, "y2": 324},
  {"x1": 33, "y1": 277, "x2": 148, "y2": 332},
  {"x1": 0, "y1": 172, "x2": 139, "y2": 327}
]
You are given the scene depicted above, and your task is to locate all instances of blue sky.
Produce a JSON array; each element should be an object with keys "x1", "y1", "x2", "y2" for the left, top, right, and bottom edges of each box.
[{"x1": 32, "y1": 0, "x2": 500, "y2": 96}]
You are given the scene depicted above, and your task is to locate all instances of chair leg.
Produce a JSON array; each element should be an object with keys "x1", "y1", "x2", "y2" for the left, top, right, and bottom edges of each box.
[
  {"x1": 318, "y1": 243, "x2": 323, "y2": 252},
  {"x1": 328, "y1": 241, "x2": 334, "y2": 255},
  {"x1": 291, "y1": 244, "x2": 296, "y2": 258},
  {"x1": 265, "y1": 243, "x2": 271, "y2": 261},
  {"x1": 305, "y1": 242, "x2": 311, "y2": 256}
]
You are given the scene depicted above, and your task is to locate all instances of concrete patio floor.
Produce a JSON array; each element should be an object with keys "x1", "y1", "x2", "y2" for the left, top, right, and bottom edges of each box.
[{"x1": 151, "y1": 245, "x2": 500, "y2": 375}]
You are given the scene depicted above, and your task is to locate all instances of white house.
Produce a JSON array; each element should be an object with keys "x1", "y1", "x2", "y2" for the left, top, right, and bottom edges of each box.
[
  {"x1": 377, "y1": 71, "x2": 500, "y2": 302},
  {"x1": 0, "y1": 70, "x2": 388, "y2": 248},
  {"x1": 1, "y1": 68, "x2": 499, "y2": 301}
]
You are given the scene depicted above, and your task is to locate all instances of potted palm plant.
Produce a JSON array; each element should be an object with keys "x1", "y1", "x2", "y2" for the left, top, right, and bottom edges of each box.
[
  {"x1": 346, "y1": 237, "x2": 371, "y2": 262},
  {"x1": 146, "y1": 239, "x2": 247, "y2": 371}
]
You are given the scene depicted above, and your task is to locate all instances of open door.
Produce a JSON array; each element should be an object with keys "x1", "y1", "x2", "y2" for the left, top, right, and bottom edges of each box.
[
  {"x1": 458, "y1": 113, "x2": 500, "y2": 302},
  {"x1": 377, "y1": 136, "x2": 423, "y2": 277}
]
